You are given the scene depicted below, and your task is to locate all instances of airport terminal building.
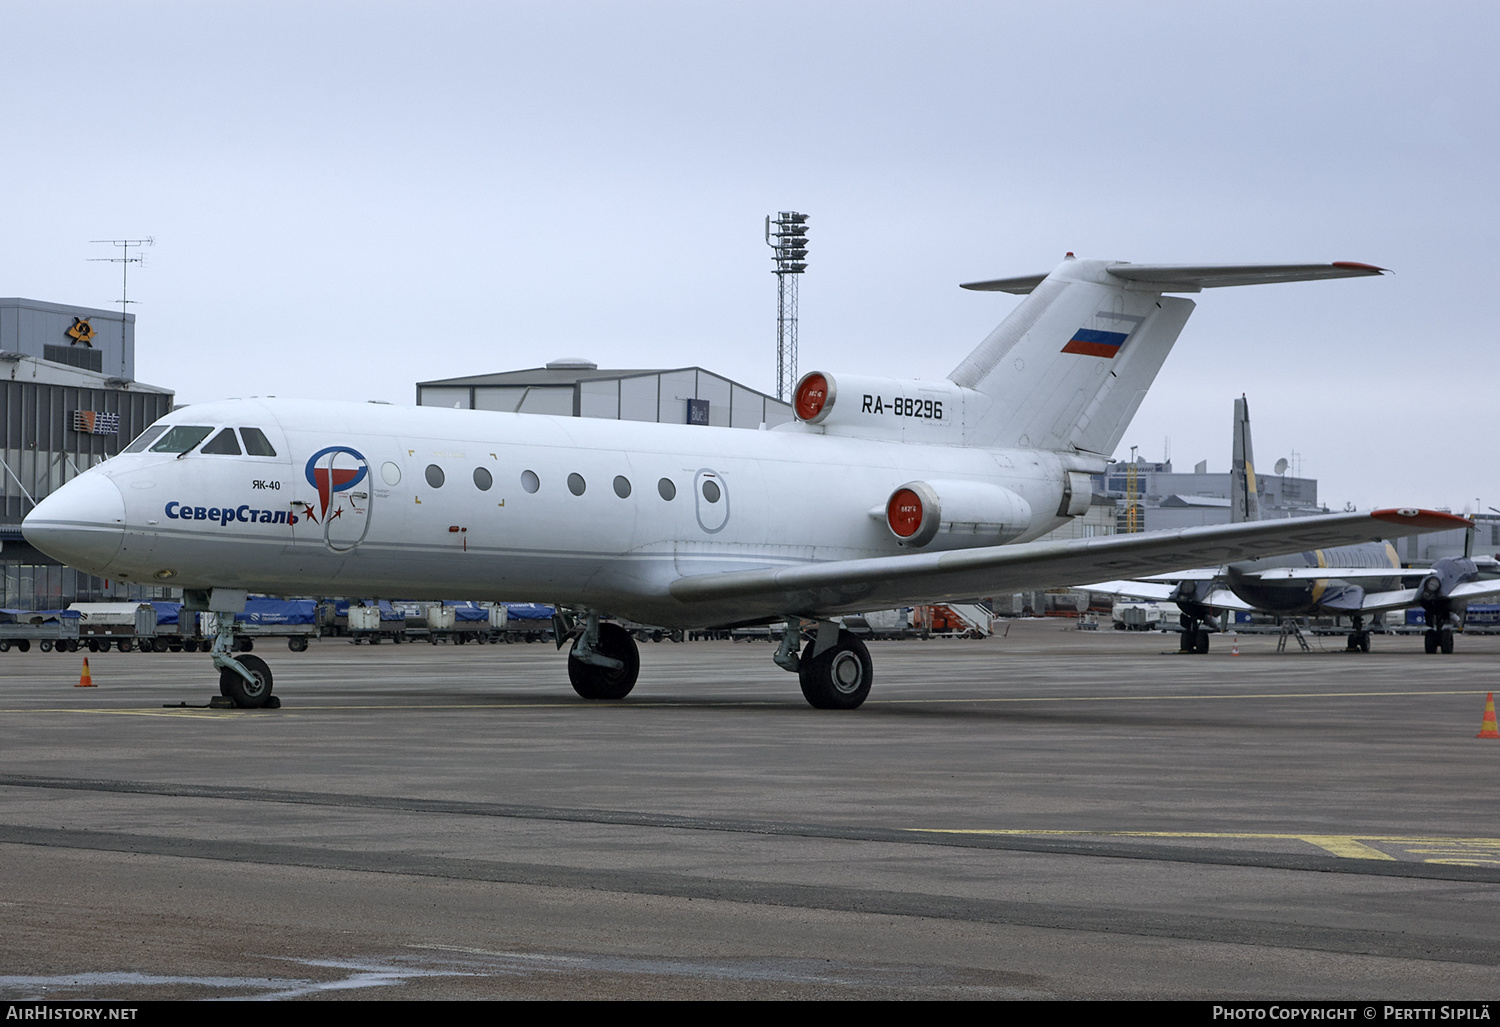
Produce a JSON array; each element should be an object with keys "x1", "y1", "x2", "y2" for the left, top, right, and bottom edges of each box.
[{"x1": 0, "y1": 297, "x2": 175, "y2": 609}]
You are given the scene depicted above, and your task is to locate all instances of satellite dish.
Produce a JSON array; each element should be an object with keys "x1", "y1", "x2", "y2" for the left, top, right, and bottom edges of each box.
[{"x1": 1274, "y1": 458, "x2": 1289, "y2": 475}]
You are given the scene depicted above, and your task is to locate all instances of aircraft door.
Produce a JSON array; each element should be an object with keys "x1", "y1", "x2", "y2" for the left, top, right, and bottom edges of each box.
[
  {"x1": 694, "y1": 468, "x2": 729, "y2": 534},
  {"x1": 305, "y1": 446, "x2": 374, "y2": 552}
]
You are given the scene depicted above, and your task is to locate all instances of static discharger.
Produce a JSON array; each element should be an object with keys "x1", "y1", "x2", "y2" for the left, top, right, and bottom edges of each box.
[
  {"x1": 76, "y1": 657, "x2": 94, "y2": 688},
  {"x1": 1478, "y1": 693, "x2": 1499, "y2": 739}
]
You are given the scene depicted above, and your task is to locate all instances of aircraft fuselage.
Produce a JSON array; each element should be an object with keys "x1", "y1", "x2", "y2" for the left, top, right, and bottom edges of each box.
[{"x1": 28, "y1": 397, "x2": 1076, "y2": 627}]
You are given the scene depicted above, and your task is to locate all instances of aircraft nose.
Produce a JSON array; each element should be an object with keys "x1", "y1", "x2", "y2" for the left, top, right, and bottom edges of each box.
[{"x1": 22, "y1": 472, "x2": 127, "y2": 574}]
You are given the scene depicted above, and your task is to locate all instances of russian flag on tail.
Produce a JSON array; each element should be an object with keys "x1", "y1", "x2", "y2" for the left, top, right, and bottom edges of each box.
[{"x1": 1061, "y1": 327, "x2": 1129, "y2": 358}]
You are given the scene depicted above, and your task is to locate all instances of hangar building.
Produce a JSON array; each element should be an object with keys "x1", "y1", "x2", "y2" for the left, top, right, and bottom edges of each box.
[
  {"x1": 0, "y1": 297, "x2": 175, "y2": 609},
  {"x1": 416, "y1": 360, "x2": 794, "y2": 429}
]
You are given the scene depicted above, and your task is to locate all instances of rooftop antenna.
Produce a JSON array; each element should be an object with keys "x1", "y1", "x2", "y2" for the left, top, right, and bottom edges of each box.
[
  {"x1": 88, "y1": 237, "x2": 154, "y2": 312},
  {"x1": 765, "y1": 212, "x2": 808, "y2": 400}
]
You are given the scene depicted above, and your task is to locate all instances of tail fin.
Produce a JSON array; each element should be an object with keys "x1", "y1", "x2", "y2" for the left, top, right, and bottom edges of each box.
[
  {"x1": 1231, "y1": 394, "x2": 1260, "y2": 523},
  {"x1": 950, "y1": 257, "x2": 1193, "y2": 454},
  {"x1": 951, "y1": 258, "x2": 1384, "y2": 455}
]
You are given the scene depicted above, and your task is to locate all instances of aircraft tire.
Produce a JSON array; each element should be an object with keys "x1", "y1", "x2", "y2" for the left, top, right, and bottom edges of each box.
[
  {"x1": 568, "y1": 623, "x2": 639, "y2": 700},
  {"x1": 1194, "y1": 629, "x2": 1210, "y2": 655},
  {"x1": 1359, "y1": 632, "x2": 1371, "y2": 653},
  {"x1": 1424, "y1": 630, "x2": 1438, "y2": 654},
  {"x1": 1441, "y1": 628, "x2": 1455, "y2": 655},
  {"x1": 220, "y1": 654, "x2": 274, "y2": 709},
  {"x1": 798, "y1": 630, "x2": 873, "y2": 710}
]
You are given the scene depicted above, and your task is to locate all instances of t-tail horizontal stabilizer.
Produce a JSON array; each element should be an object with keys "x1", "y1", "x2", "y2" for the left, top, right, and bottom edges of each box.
[{"x1": 946, "y1": 258, "x2": 1386, "y2": 455}]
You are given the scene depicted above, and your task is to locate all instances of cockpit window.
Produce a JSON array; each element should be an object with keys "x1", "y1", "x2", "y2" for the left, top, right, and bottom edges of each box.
[
  {"x1": 149, "y1": 425, "x2": 214, "y2": 455},
  {"x1": 200, "y1": 428, "x2": 242, "y2": 455},
  {"x1": 239, "y1": 427, "x2": 277, "y2": 457},
  {"x1": 123, "y1": 425, "x2": 168, "y2": 454}
]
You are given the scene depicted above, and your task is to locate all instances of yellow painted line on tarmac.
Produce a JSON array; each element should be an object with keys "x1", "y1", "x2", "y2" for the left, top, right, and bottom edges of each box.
[
  {"x1": 911, "y1": 828, "x2": 1500, "y2": 864},
  {"x1": 873, "y1": 689, "x2": 1494, "y2": 705}
]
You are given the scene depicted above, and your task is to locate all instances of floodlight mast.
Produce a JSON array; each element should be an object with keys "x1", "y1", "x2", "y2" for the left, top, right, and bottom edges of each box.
[
  {"x1": 88, "y1": 237, "x2": 155, "y2": 312},
  {"x1": 764, "y1": 212, "x2": 808, "y2": 401}
]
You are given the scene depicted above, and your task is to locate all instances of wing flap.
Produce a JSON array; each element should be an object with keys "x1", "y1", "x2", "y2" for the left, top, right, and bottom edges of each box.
[
  {"x1": 1245, "y1": 566, "x2": 1424, "y2": 581},
  {"x1": 668, "y1": 508, "x2": 1467, "y2": 620}
]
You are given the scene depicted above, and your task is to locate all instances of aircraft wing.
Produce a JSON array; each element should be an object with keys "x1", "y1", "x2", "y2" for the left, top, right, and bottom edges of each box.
[
  {"x1": 1358, "y1": 580, "x2": 1500, "y2": 613},
  {"x1": 1080, "y1": 580, "x2": 1183, "y2": 602},
  {"x1": 1077, "y1": 579, "x2": 1256, "y2": 612},
  {"x1": 668, "y1": 509, "x2": 1466, "y2": 621}
]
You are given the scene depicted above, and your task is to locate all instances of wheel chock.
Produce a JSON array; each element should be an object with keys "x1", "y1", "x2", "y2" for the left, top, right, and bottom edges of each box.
[
  {"x1": 208, "y1": 695, "x2": 237, "y2": 709},
  {"x1": 1478, "y1": 693, "x2": 1500, "y2": 739},
  {"x1": 1231, "y1": 633, "x2": 1240, "y2": 656},
  {"x1": 76, "y1": 657, "x2": 95, "y2": 688}
]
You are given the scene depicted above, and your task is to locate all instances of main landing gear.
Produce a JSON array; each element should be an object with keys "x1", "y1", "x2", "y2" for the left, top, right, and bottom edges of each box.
[
  {"x1": 560, "y1": 613, "x2": 873, "y2": 709},
  {"x1": 1178, "y1": 614, "x2": 1212, "y2": 654},
  {"x1": 1345, "y1": 615, "x2": 1372, "y2": 653},
  {"x1": 774, "y1": 619, "x2": 873, "y2": 710},
  {"x1": 1424, "y1": 626, "x2": 1456, "y2": 654},
  {"x1": 566, "y1": 615, "x2": 640, "y2": 700}
]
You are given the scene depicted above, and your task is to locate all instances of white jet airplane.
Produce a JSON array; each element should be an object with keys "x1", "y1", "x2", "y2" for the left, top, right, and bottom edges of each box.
[{"x1": 22, "y1": 255, "x2": 1466, "y2": 710}]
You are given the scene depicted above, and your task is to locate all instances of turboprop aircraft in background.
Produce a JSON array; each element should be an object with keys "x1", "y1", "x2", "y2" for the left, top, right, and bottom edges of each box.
[
  {"x1": 22, "y1": 254, "x2": 1466, "y2": 709},
  {"x1": 1084, "y1": 396, "x2": 1500, "y2": 654}
]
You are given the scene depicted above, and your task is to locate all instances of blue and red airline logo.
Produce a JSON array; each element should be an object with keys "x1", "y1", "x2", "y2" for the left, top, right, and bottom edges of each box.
[
  {"x1": 304, "y1": 446, "x2": 369, "y2": 523},
  {"x1": 1061, "y1": 327, "x2": 1129, "y2": 358}
]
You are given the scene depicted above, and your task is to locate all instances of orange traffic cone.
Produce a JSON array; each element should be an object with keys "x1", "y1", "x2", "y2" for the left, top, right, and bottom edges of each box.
[
  {"x1": 1478, "y1": 693, "x2": 1499, "y2": 739},
  {"x1": 76, "y1": 657, "x2": 95, "y2": 688}
]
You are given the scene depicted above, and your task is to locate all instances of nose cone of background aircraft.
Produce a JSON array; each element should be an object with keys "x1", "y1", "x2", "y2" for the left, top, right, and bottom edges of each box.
[{"x1": 23, "y1": 472, "x2": 127, "y2": 575}]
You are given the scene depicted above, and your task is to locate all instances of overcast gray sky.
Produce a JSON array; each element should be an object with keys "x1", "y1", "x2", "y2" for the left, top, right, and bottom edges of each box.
[{"x1": 3, "y1": 2, "x2": 1495, "y2": 512}]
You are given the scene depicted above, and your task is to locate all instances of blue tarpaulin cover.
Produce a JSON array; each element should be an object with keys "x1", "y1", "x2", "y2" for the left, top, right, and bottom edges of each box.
[
  {"x1": 238, "y1": 598, "x2": 317, "y2": 625},
  {"x1": 502, "y1": 603, "x2": 554, "y2": 620}
]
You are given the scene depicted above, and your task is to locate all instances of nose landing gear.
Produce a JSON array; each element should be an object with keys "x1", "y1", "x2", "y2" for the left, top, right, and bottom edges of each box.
[{"x1": 208, "y1": 608, "x2": 277, "y2": 708}]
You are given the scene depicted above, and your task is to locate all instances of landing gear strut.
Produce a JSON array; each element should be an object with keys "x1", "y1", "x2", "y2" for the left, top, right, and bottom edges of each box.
[
  {"x1": 209, "y1": 608, "x2": 277, "y2": 708},
  {"x1": 567, "y1": 616, "x2": 640, "y2": 700}
]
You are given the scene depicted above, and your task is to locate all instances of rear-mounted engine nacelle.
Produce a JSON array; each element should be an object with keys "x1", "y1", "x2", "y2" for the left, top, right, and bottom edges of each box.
[
  {"x1": 884, "y1": 479, "x2": 1034, "y2": 548},
  {"x1": 793, "y1": 371, "x2": 972, "y2": 429}
]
